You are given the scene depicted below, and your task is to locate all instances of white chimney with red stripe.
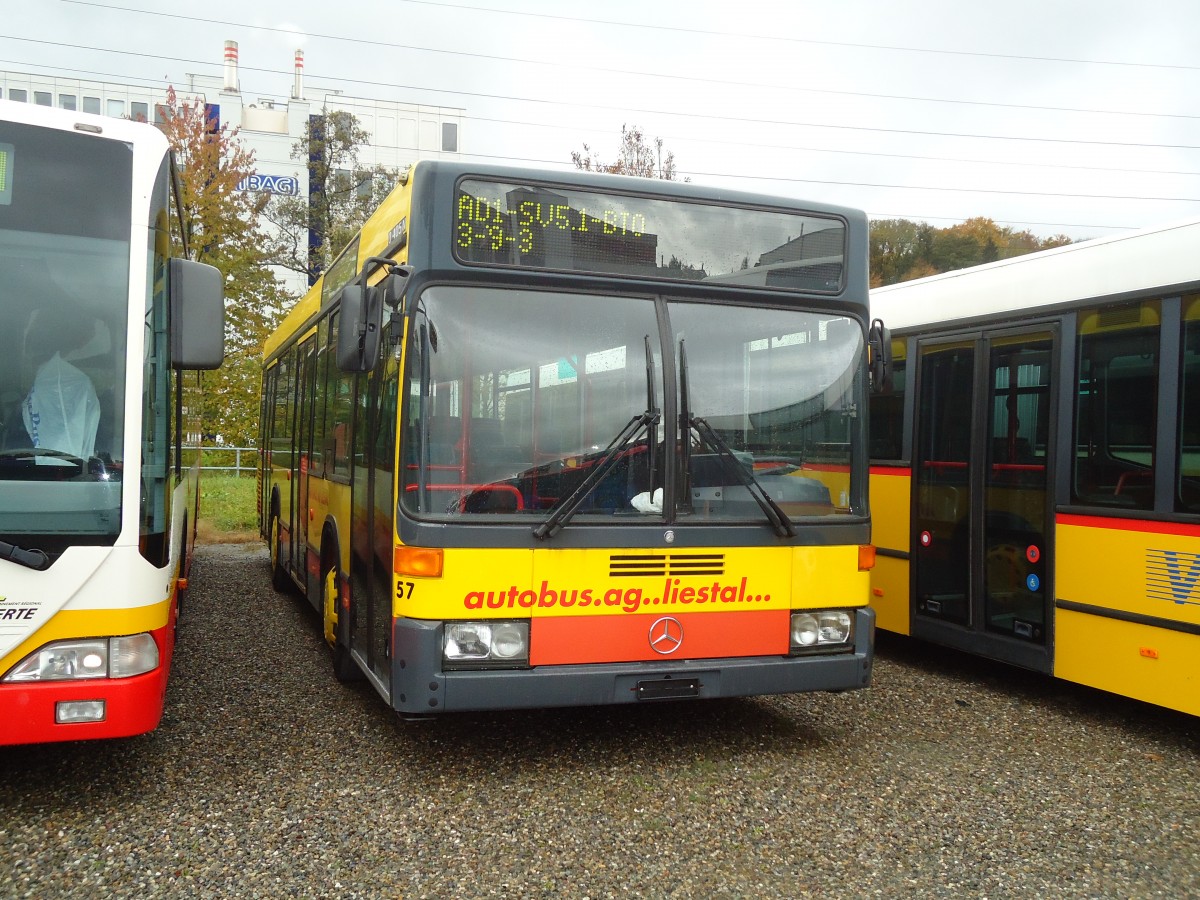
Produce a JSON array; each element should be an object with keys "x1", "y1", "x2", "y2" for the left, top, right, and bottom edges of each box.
[
  {"x1": 292, "y1": 50, "x2": 304, "y2": 100},
  {"x1": 222, "y1": 40, "x2": 239, "y2": 92}
]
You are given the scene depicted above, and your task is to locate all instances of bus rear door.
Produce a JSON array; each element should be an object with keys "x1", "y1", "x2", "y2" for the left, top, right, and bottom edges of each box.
[{"x1": 912, "y1": 326, "x2": 1058, "y2": 672}]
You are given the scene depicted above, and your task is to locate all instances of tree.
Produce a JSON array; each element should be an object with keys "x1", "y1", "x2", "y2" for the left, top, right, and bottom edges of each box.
[
  {"x1": 158, "y1": 87, "x2": 289, "y2": 445},
  {"x1": 572, "y1": 124, "x2": 687, "y2": 180},
  {"x1": 869, "y1": 216, "x2": 1074, "y2": 286},
  {"x1": 264, "y1": 109, "x2": 399, "y2": 285}
]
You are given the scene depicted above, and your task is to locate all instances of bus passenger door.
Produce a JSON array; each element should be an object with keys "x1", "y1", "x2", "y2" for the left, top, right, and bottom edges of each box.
[
  {"x1": 294, "y1": 340, "x2": 316, "y2": 578},
  {"x1": 912, "y1": 328, "x2": 1057, "y2": 673},
  {"x1": 348, "y1": 356, "x2": 399, "y2": 694}
]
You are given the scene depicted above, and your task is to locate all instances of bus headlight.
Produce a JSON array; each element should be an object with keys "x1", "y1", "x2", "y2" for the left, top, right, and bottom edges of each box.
[
  {"x1": 2, "y1": 634, "x2": 159, "y2": 682},
  {"x1": 108, "y1": 633, "x2": 160, "y2": 678},
  {"x1": 443, "y1": 621, "x2": 530, "y2": 667},
  {"x1": 790, "y1": 610, "x2": 854, "y2": 653}
]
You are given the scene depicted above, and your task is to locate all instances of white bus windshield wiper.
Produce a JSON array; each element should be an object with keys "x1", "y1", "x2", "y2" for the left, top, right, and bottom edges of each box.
[
  {"x1": 678, "y1": 340, "x2": 795, "y2": 538},
  {"x1": 0, "y1": 539, "x2": 50, "y2": 570}
]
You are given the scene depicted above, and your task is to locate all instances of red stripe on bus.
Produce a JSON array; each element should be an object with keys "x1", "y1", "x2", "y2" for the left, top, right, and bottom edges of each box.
[
  {"x1": 530, "y1": 609, "x2": 789, "y2": 666},
  {"x1": 1057, "y1": 513, "x2": 1200, "y2": 538},
  {"x1": 870, "y1": 466, "x2": 911, "y2": 476}
]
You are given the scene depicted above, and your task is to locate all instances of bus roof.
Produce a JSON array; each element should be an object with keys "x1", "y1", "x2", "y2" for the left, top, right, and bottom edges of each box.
[
  {"x1": 0, "y1": 97, "x2": 168, "y2": 153},
  {"x1": 870, "y1": 216, "x2": 1200, "y2": 331}
]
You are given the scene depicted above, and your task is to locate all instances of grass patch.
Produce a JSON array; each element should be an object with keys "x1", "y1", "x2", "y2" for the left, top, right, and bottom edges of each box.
[{"x1": 197, "y1": 473, "x2": 260, "y2": 544}]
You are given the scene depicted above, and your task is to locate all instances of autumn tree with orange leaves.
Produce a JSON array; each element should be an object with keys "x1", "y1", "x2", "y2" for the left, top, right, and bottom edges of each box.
[
  {"x1": 156, "y1": 86, "x2": 289, "y2": 445},
  {"x1": 869, "y1": 216, "x2": 1072, "y2": 287}
]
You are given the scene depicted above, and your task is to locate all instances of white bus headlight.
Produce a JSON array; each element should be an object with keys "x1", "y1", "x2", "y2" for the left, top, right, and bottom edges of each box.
[
  {"x1": 108, "y1": 633, "x2": 160, "y2": 678},
  {"x1": 791, "y1": 614, "x2": 819, "y2": 647},
  {"x1": 443, "y1": 621, "x2": 530, "y2": 666},
  {"x1": 5, "y1": 639, "x2": 109, "y2": 682},
  {"x1": 818, "y1": 611, "x2": 853, "y2": 645},
  {"x1": 2, "y1": 634, "x2": 160, "y2": 682},
  {"x1": 790, "y1": 610, "x2": 854, "y2": 652}
]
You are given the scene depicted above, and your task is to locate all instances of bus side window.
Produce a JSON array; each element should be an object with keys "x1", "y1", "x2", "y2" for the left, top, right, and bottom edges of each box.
[
  {"x1": 870, "y1": 345, "x2": 906, "y2": 461},
  {"x1": 1073, "y1": 302, "x2": 1159, "y2": 510},
  {"x1": 1179, "y1": 296, "x2": 1200, "y2": 513}
]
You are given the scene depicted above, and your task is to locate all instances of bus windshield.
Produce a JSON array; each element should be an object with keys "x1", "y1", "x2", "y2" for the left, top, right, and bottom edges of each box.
[
  {"x1": 401, "y1": 286, "x2": 862, "y2": 523},
  {"x1": 0, "y1": 120, "x2": 130, "y2": 541}
]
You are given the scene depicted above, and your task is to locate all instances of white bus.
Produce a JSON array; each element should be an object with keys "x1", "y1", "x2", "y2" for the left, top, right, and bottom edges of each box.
[
  {"x1": 0, "y1": 99, "x2": 223, "y2": 745},
  {"x1": 869, "y1": 217, "x2": 1200, "y2": 716}
]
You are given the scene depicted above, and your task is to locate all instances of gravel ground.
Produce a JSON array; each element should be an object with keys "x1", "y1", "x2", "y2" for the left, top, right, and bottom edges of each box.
[{"x1": 1, "y1": 543, "x2": 1197, "y2": 899}]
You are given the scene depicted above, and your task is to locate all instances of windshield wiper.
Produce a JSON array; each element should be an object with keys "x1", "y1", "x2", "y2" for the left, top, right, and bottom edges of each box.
[
  {"x1": 688, "y1": 417, "x2": 795, "y2": 537},
  {"x1": 534, "y1": 338, "x2": 661, "y2": 540},
  {"x1": 677, "y1": 339, "x2": 693, "y2": 514},
  {"x1": 0, "y1": 539, "x2": 50, "y2": 570},
  {"x1": 678, "y1": 340, "x2": 794, "y2": 538},
  {"x1": 533, "y1": 408, "x2": 660, "y2": 541}
]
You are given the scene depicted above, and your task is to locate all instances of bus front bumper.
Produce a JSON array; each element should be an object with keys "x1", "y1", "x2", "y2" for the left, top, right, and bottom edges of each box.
[
  {"x1": 0, "y1": 625, "x2": 172, "y2": 747},
  {"x1": 390, "y1": 608, "x2": 874, "y2": 715}
]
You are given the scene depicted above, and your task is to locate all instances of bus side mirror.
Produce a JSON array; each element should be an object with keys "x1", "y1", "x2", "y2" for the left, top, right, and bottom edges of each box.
[
  {"x1": 170, "y1": 258, "x2": 225, "y2": 370},
  {"x1": 378, "y1": 271, "x2": 407, "y2": 310},
  {"x1": 336, "y1": 283, "x2": 384, "y2": 373},
  {"x1": 868, "y1": 318, "x2": 892, "y2": 393}
]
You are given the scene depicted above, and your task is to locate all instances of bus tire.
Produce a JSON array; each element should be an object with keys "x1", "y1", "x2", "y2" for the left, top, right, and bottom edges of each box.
[
  {"x1": 269, "y1": 513, "x2": 290, "y2": 593},
  {"x1": 323, "y1": 555, "x2": 361, "y2": 682}
]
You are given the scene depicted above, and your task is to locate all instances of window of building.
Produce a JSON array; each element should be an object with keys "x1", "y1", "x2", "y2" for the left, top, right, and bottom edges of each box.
[
  {"x1": 9, "y1": 89, "x2": 27, "y2": 102},
  {"x1": 131, "y1": 101, "x2": 149, "y2": 122},
  {"x1": 442, "y1": 122, "x2": 458, "y2": 152},
  {"x1": 83, "y1": 96, "x2": 101, "y2": 114},
  {"x1": 34, "y1": 91, "x2": 52, "y2": 106},
  {"x1": 59, "y1": 94, "x2": 77, "y2": 110},
  {"x1": 106, "y1": 99, "x2": 125, "y2": 118}
]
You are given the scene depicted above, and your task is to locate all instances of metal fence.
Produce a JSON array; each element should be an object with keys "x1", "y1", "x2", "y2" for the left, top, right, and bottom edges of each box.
[{"x1": 185, "y1": 446, "x2": 260, "y2": 477}]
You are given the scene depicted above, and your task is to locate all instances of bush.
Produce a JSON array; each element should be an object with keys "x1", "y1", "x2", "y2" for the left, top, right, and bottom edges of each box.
[{"x1": 197, "y1": 473, "x2": 260, "y2": 543}]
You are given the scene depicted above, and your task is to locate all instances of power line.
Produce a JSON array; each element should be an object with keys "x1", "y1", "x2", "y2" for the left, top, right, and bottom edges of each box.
[
  {"x1": 53, "y1": 2, "x2": 1200, "y2": 122},
  {"x1": 64, "y1": 0, "x2": 1200, "y2": 74},
  {"x1": 382, "y1": 0, "x2": 1200, "y2": 74},
  {"x1": 6, "y1": 37, "x2": 1200, "y2": 152},
  {"x1": 457, "y1": 113, "x2": 1200, "y2": 180}
]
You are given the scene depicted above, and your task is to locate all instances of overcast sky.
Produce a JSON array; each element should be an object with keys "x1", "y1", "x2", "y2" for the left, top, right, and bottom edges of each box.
[{"x1": 7, "y1": 0, "x2": 1200, "y2": 241}]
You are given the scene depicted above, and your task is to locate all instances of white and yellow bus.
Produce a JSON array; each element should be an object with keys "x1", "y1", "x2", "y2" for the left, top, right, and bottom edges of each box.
[
  {"x1": 261, "y1": 161, "x2": 883, "y2": 715},
  {"x1": 0, "y1": 100, "x2": 223, "y2": 744},
  {"x1": 869, "y1": 217, "x2": 1200, "y2": 716}
]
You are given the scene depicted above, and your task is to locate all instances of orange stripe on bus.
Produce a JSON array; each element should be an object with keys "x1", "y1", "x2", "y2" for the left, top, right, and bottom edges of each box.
[{"x1": 530, "y1": 608, "x2": 789, "y2": 666}]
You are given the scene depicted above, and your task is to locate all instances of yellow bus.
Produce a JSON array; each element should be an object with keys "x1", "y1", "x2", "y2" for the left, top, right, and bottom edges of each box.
[
  {"x1": 0, "y1": 100, "x2": 224, "y2": 744},
  {"x1": 869, "y1": 217, "x2": 1200, "y2": 716},
  {"x1": 261, "y1": 161, "x2": 883, "y2": 715}
]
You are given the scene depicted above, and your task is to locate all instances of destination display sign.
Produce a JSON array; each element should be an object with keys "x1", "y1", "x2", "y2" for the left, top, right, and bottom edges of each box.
[{"x1": 452, "y1": 177, "x2": 846, "y2": 293}]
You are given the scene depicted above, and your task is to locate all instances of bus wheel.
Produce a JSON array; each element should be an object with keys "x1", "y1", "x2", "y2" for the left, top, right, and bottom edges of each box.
[
  {"x1": 323, "y1": 560, "x2": 360, "y2": 682},
  {"x1": 269, "y1": 514, "x2": 289, "y2": 592}
]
